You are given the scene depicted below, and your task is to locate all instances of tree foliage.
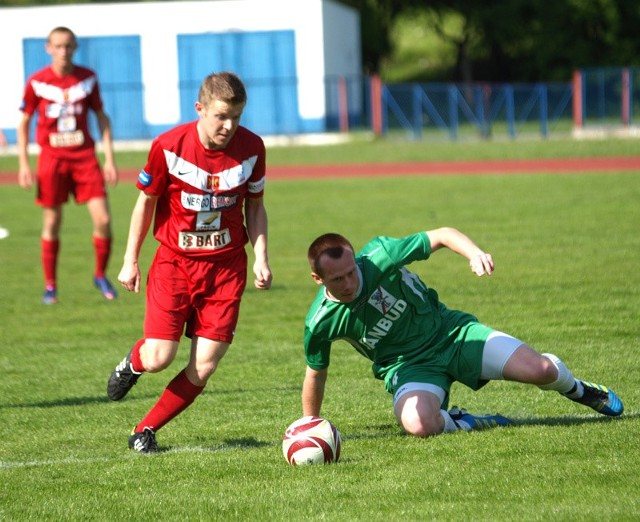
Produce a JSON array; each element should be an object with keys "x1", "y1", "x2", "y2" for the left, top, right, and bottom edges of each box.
[{"x1": 343, "y1": 0, "x2": 640, "y2": 81}]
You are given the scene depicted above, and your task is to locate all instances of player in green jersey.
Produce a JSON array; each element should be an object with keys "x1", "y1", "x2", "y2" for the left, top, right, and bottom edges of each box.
[{"x1": 302, "y1": 227, "x2": 623, "y2": 436}]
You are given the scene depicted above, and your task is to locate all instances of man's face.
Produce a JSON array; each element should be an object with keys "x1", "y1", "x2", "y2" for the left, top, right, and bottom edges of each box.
[
  {"x1": 196, "y1": 99, "x2": 244, "y2": 149},
  {"x1": 312, "y1": 249, "x2": 360, "y2": 303},
  {"x1": 46, "y1": 31, "x2": 76, "y2": 70}
]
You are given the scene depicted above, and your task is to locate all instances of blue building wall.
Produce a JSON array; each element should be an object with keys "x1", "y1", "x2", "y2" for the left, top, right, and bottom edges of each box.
[
  {"x1": 177, "y1": 31, "x2": 306, "y2": 135},
  {"x1": 22, "y1": 30, "x2": 306, "y2": 141}
]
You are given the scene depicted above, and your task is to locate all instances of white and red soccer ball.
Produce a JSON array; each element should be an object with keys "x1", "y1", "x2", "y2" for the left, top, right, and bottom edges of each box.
[{"x1": 282, "y1": 416, "x2": 342, "y2": 465}]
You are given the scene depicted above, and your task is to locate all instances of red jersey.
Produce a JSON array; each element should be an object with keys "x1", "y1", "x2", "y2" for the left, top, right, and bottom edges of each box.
[
  {"x1": 20, "y1": 65, "x2": 103, "y2": 158},
  {"x1": 137, "y1": 122, "x2": 266, "y2": 259}
]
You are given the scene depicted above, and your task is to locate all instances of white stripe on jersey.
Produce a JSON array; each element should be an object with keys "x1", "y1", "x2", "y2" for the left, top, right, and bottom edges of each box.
[
  {"x1": 163, "y1": 149, "x2": 258, "y2": 192},
  {"x1": 32, "y1": 76, "x2": 96, "y2": 104}
]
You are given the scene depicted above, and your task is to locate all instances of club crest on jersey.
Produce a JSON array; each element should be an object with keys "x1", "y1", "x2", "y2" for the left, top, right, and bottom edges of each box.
[
  {"x1": 368, "y1": 286, "x2": 396, "y2": 314},
  {"x1": 207, "y1": 175, "x2": 220, "y2": 190},
  {"x1": 364, "y1": 287, "x2": 407, "y2": 349}
]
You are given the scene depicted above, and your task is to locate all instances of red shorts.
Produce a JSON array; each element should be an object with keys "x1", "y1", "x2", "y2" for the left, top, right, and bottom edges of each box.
[
  {"x1": 36, "y1": 147, "x2": 106, "y2": 207},
  {"x1": 144, "y1": 245, "x2": 248, "y2": 343}
]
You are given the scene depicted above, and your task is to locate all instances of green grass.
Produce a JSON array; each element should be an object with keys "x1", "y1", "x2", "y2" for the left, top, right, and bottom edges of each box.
[{"x1": 1, "y1": 142, "x2": 639, "y2": 520}]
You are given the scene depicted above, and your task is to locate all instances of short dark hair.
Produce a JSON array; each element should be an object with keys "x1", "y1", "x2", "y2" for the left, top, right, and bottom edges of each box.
[
  {"x1": 48, "y1": 26, "x2": 77, "y2": 44},
  {"x1": 307, "y1": 233, "x2": 354, "y2": 276}
]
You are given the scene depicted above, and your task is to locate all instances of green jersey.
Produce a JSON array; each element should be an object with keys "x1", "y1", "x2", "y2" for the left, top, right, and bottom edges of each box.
[{"x1": 304, "y1": 232, "x2": 478, "y2": 384}]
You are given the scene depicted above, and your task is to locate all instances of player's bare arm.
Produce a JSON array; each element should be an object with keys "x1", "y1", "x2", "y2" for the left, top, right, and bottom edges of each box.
[
  {"x1": 96, "y1": 109, "x2": 118, "y2": 187},
  {"x1": 16, "y1": 113, "x2": 34, "y2": 189},
  {"x1": 118, "y1": 192, "x2": 157, "y2": 293},
  {"x1": 245, "y1": 196, "x2": 272, "y2": 289},
  {"x1": 302, "y1": 366, "x2": 328, "y2": 417},
  {"x1": 426, "y1": 227, "x2": 494, "y2": 276}
]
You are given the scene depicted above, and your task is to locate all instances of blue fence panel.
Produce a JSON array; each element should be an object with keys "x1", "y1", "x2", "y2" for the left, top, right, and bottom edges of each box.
[
  {"x1": 382, "y1": 81, "x2": 573, "y2": 140},
  {"x1": 324, "y1": 75, "x2": 364, "y2": 130},
  {"x1": 581, "y1": 66, "x2": 640, "y2": 126}
]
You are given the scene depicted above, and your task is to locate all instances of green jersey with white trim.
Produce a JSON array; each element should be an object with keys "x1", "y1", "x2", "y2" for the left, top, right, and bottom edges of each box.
[{"x1": 304, "y1": 232, "x2": 477, "y2": 381}]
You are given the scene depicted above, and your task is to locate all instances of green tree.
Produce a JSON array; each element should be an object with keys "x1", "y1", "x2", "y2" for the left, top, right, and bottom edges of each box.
[{"x1": 392, "y1": 0, "x2": 640, "y2": 82}]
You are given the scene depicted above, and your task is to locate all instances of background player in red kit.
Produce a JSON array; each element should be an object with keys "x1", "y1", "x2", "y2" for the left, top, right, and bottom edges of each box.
[
  {"x1": 17, "y1": 26, "x2": 119, "y2": 305},
  {"x1": 107, "y1": 71, "x2": 272, "y2": 453}
]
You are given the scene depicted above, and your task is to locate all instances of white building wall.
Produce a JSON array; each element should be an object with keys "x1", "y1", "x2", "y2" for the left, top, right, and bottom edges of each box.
[{"x1": 0, "y1": 0, "x2": 360, "y2": 134}]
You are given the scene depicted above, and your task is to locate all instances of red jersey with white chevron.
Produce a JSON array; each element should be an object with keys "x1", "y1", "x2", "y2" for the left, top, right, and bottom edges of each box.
[
  {"x1": 19, "y1": 65, "x2": 103, "y2": 157},
  {"x1": 136, "y1": 121, "x2": 266, "y2": 258}
]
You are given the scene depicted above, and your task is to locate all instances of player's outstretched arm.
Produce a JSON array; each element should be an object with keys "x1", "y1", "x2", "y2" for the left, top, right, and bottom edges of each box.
[
  {"x1": 426, "y1": 227, "x2": 494, "y2": 276},
  {"x1": 302, "y1": 367, "x2": 328, "y2": 417}
]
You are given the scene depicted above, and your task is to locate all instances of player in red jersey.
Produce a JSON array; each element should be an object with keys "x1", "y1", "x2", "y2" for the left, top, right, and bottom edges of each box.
[
  {"x1": 107, "y1": 71, "x2": 272, "y2": 453},
  {"x1": 17, "y1": 26, "x2": 119, "y2": 305}
]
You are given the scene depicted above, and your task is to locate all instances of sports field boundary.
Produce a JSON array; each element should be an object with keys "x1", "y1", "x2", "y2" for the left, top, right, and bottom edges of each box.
[
  {"x1": 262, "y1": 156, "x2": 640, "y2": 179},
  {"x1": 1, "y1": 156, "x2": 639, "y2": 184}
]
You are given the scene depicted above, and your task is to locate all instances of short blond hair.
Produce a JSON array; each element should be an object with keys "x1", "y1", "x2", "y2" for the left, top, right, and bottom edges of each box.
[{"x1": 198, "y1": 72, "x2": 247, "y2": 107}]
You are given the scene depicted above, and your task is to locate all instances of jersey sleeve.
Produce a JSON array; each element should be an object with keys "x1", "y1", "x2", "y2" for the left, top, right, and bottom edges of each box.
[
  {"x1": 87, "y1": 74, "x2": 104, "y2": 113},
  {"x1": 304, "y1": 324, "x2": 332, "y2": 370},
  {"x1": 19, "y1": 77, "x2": 38, "y2": 116},
  {"x1": 246, "y1": 138, "x2": 266, "y2": 199},
  {"x1": 363, "y1": 232, "x2": 431, "y2": 271},
  {"x1": 136, "y1": 138, "x2": 169, "y2": 195},
  {"x1": 303, "y1": 292, "x2": 334, "y2": 370}
]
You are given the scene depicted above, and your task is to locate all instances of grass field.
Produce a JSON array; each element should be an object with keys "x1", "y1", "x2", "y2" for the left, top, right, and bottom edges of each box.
[{"x1": 1, "y1": 137, "x2": 639, "y2": 520}]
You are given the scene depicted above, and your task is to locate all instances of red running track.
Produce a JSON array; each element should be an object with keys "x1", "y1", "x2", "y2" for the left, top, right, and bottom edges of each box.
[
  {"x1": 263, "y1": 156, "x2": 640, "y2": 179},
  {"x1": 2, "y1": 156, "x2": 639, "y2": 184}
]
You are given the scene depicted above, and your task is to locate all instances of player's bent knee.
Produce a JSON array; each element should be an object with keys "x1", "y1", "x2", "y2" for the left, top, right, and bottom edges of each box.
[
  {"x1": 394, "y1": 388, "x2": 445, "y2": 437},
  {"x1": 400, "y1": 411, "x2": 443, "y2": 437},
  {"x1": 142, "y1": 357, "x2": 173, "y2": 373},
  {"x1": 191, "y1": 360, "x2": 218, "y2": 381},
  {"x1": 141, "y1": 339, "x2": 179, "y2": 372}
]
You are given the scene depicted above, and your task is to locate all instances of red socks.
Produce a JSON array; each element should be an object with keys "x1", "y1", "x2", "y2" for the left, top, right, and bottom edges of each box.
[
  {"x1": 130, "y1": 339, "x2": 146, "y2": 373},
  {"x1": 135, "y1": 370, "x2": 205, "y2": 432},
  {"x1": 93, "y1": 236, "x2": 112, "y2": 278},
  {"x1": 41, "y1": 238, "x2": 60, "y2": 288},
  {"x1": 41, "y1": 236, "x2": 111, "y2": 286}
]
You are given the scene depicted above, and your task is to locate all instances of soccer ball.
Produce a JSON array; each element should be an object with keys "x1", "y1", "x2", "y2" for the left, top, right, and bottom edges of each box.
[{"x1": 282, "y1": 416, "x2": 342, "y2": 465}]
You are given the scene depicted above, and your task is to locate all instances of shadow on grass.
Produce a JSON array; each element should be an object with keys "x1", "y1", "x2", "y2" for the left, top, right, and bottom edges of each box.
[
  {"x1": 506, "y1": 413, "x2": 630, "y2": 427},
  {"x1": 0, "y1": 395, "x2": 117, "y2": 409},
  {"x1": 0, "y1": 385, "x2": 301, "y2": 409},
  {"x1": 156, "y1": 437, "x2": 272, "y2": 455},
  {"x1": 345, "y1": 412, "x2": 633, "y2": 441}
]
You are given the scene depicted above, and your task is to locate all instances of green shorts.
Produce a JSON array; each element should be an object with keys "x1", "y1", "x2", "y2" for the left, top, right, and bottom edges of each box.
[{"x1": 383, "y1": 321, "x2": 495, "y2": 406}]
